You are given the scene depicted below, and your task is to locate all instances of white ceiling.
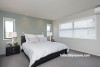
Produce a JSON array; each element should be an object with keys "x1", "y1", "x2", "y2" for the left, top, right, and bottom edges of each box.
[{"x1": 0, "y1": 0, "x2": 100, "y2": 20}]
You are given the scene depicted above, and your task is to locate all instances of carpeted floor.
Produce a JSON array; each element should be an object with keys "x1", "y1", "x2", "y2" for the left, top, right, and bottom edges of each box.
[{"x1": 0, "y1": 50, "x2": 100, "y2": 67}]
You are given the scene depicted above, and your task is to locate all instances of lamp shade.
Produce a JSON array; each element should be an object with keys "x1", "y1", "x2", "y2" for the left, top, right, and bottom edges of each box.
[
  {"x1": 9, "y1": 32, "x2": 17, "y2": 38},
  {"x1": 48, "y1": 32, "x2": 52, "y2": 36},
  {"x1": 50, "y1": 32, "x2": 52, "y2": 36}
]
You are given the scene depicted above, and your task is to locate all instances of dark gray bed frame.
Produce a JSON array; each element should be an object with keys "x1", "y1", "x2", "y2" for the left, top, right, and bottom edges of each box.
[{"x1": 21, "y1": 36, "x2": 67, "y2": 67}]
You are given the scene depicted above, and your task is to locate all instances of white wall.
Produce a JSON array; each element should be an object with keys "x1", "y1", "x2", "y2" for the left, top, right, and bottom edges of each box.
[{"x1": 53, "y1": 9, "x2": 100, "y2": 56}]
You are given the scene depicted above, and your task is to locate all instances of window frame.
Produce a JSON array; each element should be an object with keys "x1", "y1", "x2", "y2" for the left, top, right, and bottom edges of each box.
[
  {"x1": 3, "y1": 17, "x2": 15, "y2": 40},
  {"x1": 47, "y1": 24, "x2": 51, "y2": 36},
  {"x1": 59, "y1": 16, "x2": 96, "y2": 39},
  {"x1": 59, "y1": 22, "x2": 74, "y2": 38}
]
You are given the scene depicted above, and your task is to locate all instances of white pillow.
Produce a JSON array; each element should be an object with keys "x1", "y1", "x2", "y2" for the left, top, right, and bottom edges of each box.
[
  {"x1": 28, "y1": 37, "x2": 39, "y2": 43},
  {"x1": 39, "y1": 37, "x2": 47, "y2": 42},
  {"x1": 24, "y1": 34, "x2": 29, "y2": 42},
  {"x1": 24, "y1": 34, "x2": 37, "y2": 42},
  {"x1": 37, "y1": 34, "x2": 44, "y2": 37}
]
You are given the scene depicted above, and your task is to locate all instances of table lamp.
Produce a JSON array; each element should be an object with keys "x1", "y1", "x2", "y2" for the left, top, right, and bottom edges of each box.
[
  {"x1": 49, "y1": 32, "x2": 52, "y2": 42},
  {"x1": 9, "y1": 32, "x2": 17, "y2": 46}
]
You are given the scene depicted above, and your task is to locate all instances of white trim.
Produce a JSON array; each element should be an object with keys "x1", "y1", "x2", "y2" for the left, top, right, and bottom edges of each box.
[{"x1": 3, "y1": 17, "x2": 15, "y2": 40}]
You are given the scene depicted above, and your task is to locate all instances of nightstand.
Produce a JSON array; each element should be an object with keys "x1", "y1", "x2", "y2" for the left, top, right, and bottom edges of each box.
[
  {"x1": 51, "y1": 40, "x2": 55, "y2": 42},
  {"x1": 51, "y1": 39, "x2": 55, "y2": 42},
  {"x1": 6, "y1": 45, "x2": 20, "y2": 56}
]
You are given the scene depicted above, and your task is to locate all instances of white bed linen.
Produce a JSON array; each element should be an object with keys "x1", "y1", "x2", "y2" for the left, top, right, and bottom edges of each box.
[{"x1": 22, "y1": 41, "x2": 69, "y2": 67}]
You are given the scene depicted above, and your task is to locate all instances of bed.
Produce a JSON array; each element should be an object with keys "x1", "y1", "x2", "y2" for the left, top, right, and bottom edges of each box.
[{"x1": 21, "y1": 36, "x2": 69, "y2": 67}]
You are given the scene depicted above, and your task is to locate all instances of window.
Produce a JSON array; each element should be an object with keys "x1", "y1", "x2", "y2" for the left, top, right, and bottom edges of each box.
[
  {"x1": 3, "y1": 17, "x2": 15, "y2": 39},
  {"x1": 47, "y1": 24, "x2": 51, "y2": 36},
  {"x1": 59, "y1": 16, "x2": 96, "y2": 39},
  {"x1": 59, "y1": 22, "x2": 73, "y2": 37},
  {"x1": 74, "y1": 18, "x2": 96, "y2": 39}
]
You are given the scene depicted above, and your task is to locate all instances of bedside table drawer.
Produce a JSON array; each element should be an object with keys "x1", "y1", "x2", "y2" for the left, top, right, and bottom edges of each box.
[
  {"x1": 12, "y1": 47, "x2": 15, "y2": 50},
  {"x1": 6, "y1": 45, "x2": 20, "y2": 56},
  {"x1": 6, "y1": 50, "x2": 15, "y2": 56},
  {"x1": 11, "y1": 50, "x2": 16, "y2": 52}
]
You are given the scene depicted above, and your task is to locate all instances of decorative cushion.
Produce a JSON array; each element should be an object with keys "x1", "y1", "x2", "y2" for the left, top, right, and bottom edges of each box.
[
  {"x1": 37, "y1": 34, "x2": 44, "y2": 37},
  {"x1": 28, "y1": 37, "x2": 39, "y2": 43},
  {"x1": 24, "y1": 34, "x2": 37, "y2": 42}
]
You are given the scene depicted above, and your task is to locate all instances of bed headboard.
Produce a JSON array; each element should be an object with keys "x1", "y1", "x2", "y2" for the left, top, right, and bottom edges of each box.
[{"x1": 21, "y1": 36, "x2": 26, "y2": 45}]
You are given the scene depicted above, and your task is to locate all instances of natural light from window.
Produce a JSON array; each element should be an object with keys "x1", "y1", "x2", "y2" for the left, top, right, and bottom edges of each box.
[
  {"x1": 47, "y1": 24, "x2": 51, "y2": 36},
  {"x1": 59, "y1": 16, "x2": 96, "y2": 39},
  {"x1": 3, "y1": 17, "x2": 15, "y2": 39}
]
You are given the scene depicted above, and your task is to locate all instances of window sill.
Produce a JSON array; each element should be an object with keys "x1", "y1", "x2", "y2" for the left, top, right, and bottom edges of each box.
[
  {"x1": 59, "y1": 37, "x2": 96, "y2": 40},
  {"x1": 3, "y1": 38, "x2": 11, "y2": 40}
]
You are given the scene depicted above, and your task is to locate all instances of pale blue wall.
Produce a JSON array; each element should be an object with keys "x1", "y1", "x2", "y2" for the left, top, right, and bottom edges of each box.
[{"x1": 0, "y1": 10, "x2": 52, "y2": 55}]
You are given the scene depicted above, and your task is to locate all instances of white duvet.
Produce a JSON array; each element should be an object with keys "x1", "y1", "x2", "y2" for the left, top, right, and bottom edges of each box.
[{"x1": 22, "y1": 41, "x2": 69, "y2": 67}]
